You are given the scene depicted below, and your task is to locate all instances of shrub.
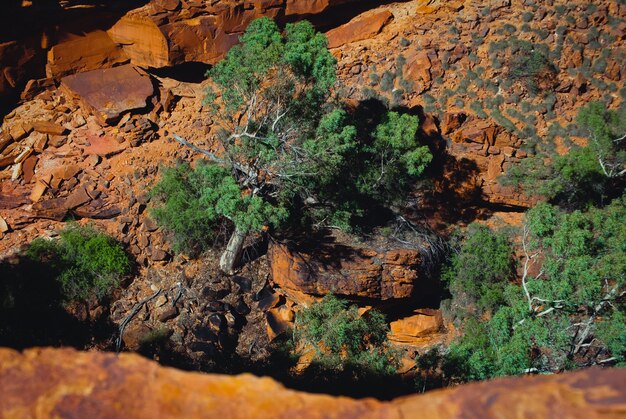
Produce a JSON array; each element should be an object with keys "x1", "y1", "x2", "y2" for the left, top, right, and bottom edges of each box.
[
  {"x1": 443, "y1": 224, "x2": 514, "y2": 317},
  {"x1": 27, "y1": 225, "x2": 130, "y2": 301},
  {"x1": 294, "y1": 294, "x2": 399, "y2": 375},
  {"x1": 380, "y1": 71, "x2": 395, "y2": 91}
]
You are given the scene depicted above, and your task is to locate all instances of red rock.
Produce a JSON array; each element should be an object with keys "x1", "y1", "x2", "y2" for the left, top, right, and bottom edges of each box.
[
  {"x1": 0, "y1": 133, "x2": 13, "y2": 154},
  {"x1": 60, "y1": 65, "x2": 155, "y2": 124},
  {"x1": 269, "y1": 241, "x2": 420, "y2": 301},
  {"x1": 20, "y1": 78, "x2": 55, "y2": 101},
  {"x1": 32, "y1": 121, "x2": 67, "y2": 136},
  {"x1": 83, "y1": 135, "x2": 129, "y2": 157},
  {"x1": 46, "y1": 31, "x2": 129, "y2": 79},
  {"x1": 22, "y1": 155, "x2": 38, "y2": 183},
  {"x1": 29, "y1": 180, "x2": 47, "y2": 203},
  {"x1": 63, "y1": 186, "x2": 91, "y2": 209},
  {"x1": 405, "y1": 51, "x2": 432, "y2": 94},
  {"x1": 389, "y1": 309, "x2": 444, "y2": 345},
  {"x1": 0, "y1": 216, "x2": 9, "y2": 233},
  {"x1": 326, "y1": 10, "x2": 394, "y2": 49},
  {"x1": 0, "y1": 347, "x2": 625, "y2": 418}
]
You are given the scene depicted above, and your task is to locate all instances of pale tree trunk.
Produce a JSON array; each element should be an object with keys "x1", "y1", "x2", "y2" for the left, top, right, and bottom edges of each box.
[{"x1": 219, "y1": 226, "x2": 247, "y2": 274}]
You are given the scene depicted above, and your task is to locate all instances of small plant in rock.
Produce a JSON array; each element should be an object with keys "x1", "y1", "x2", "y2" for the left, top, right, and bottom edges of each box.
[
  {"x1": 27, "y1": 224, "x2": 130, "y2": 302},
  {"x1": 380, "y1": 70, "x2": 395, "y2": 92}
]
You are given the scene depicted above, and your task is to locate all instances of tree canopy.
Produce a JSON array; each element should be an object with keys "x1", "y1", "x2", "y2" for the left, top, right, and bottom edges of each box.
[
  {"x1": 442, "y1": 195, "x2": 626, "y2": 383},
  {"x1": 152, "y1": 17, "x2": 432, "y2": 272}
]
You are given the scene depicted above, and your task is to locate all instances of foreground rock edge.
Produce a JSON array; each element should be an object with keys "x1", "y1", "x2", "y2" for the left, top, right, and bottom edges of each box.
[{"x1": 0, "y1": 347, "x2": 624, "y2": 418}]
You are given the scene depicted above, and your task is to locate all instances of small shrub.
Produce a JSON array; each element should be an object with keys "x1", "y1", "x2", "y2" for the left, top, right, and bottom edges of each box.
[
  {"x1": 294, "y1": 294, "x2": 399, "y2": 376},
  {"x1": 380, "y1": 71, "x2": 395, "y2": 92},
  {"x1": 27, "y1": 225, "x2": 130, "y2": 301}
]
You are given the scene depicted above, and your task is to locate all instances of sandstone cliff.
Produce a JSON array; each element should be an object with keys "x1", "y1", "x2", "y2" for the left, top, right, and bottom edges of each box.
[{"x1": 0, "y1": 347, "x2": 624, "y2": 418}]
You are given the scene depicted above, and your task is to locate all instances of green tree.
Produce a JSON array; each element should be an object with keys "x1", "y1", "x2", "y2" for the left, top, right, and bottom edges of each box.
[
  {"x1": 500, "y1": 102, "x2": 625, "y2": 207},
  {"x1": 577, "y1": 102, "x2": 626, "y2": 179},
  {"x1": 157, "y1": 18, "x2": 432, "y2": 272},
  {"x1": 443, "y1": 196, "x2": 626, "y2": 382},
  {"x1": 442, "y1": 223, "x2": 515, "y2": 318}
]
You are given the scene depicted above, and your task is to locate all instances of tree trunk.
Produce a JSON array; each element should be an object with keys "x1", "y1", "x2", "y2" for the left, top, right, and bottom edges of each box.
[{"x1": 219, "y1": 226, "x2": 247, "y2": 274}]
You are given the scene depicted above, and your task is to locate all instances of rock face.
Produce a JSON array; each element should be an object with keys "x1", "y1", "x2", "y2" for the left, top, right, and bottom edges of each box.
[
  {"x1": 107, "y1": 0, "x2": 369, "y2": 68},
  {"x1": 389, "y1": 309, "x2": 444, "y2": 345},
  {"x1": 269, "y1": 241, "x2": 420, "y2": 301},
  {"x1": 1, "y1": 347, "x2": 625, "y2": 418},
  {"x1": 46, "y1": 30, "x2": 129, "y2": 79},
  {"x1": 326, "y1": 10, "x2": 394, "y2": 49},
  {"x1": 60, "y1": 65, "x2": 155, "y2": 124}
]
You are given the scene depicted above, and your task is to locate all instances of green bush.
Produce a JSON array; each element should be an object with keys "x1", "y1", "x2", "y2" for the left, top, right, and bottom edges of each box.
[
  {"x1": 294, "y1": 294, "x2": 399, "y2": 376},
  {"x1": 443, "y1": 224, "x2": 514, "y2": 316},
  {"x1": 380, "y1": 71, "x2": 395, "y2": 92},
  {"x1": 27, "y1": 225, "x2": 130, "y2": 301}
]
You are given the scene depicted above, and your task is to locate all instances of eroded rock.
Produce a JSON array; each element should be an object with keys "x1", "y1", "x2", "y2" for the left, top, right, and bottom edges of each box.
[{"x1": 269, "y1": 241, "x2": 420, "y2": 302}]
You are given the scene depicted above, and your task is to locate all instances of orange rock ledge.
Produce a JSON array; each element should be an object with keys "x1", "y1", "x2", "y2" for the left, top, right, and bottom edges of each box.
[{"x1": 0, "y1": 347, "x2": 625, "y2": 418}]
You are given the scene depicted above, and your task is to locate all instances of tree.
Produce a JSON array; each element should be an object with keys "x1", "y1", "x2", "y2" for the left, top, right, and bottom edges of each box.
[
  {"x1": 442, "y1": 195, "x2": 626, "y2": 383},
  {"x1": 442, "y1": 223, "x2": 514, "y2": 318},
  {"x1": 165, "y1": 18, "x2": 351, "y2": 273},
  {"x1": 576, "y1": 102, "x2": 626, "y2": 179},
  {"x1": 158, "y1": 17, "x2": 432, "y2": 273}
]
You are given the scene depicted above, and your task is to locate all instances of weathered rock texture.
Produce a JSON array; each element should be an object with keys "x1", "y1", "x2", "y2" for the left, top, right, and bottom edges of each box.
[
  {"x1": 61, "y1": 65, "x2": 155, "y2": 124},
  {"x1": 107, "y1": 0, "x2": 370, "y2": 68},
  {"x1": 46, "y1": 30, "x2": 129, "y2": 79},
  {"x1": 269, "y1": 241, "x2": 420, "y2": 301},
  {"x1": 1, "y1": 347, "x2": 625, "y2": 418}
]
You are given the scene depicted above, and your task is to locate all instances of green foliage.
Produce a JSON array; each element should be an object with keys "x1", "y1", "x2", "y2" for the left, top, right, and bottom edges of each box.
[
  {"x1": 27, "y1": 225, "x2": 130, "y2": 301},
  {"x1": 443, "y1": 197, "x2": 626, "y2": 382},
  {"x1": 443, "y1": 224, "x2": 515, "y2": 316},
  {"x1": 294, "y1": 294, "x2": 399, "y2": 376},
  {"x1": 501, "y1": 102, "x2": 626, "y2": 207},
  {"x1": 357, "y1": 111, "x2": 432, "y2": 202},
  {"x1": 150, "y1": 162, "x2": 287, "y2": 254},
  {"x1": 155, "y1": 18, "x2": 433, "y2": 259}
]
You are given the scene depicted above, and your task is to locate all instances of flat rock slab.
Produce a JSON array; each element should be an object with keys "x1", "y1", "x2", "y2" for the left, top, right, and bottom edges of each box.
[
  {"x1": 32, "y1": 121, "x2": 67, "y2": 136},
  {"x1": 61, "y1": 65, "x2": 154, "y2": 125},
  {"x1": 83, "y1": 135, "x2": 128, "y2": 157}
]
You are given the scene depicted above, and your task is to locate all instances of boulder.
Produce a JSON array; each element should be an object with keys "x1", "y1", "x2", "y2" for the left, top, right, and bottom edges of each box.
[
  {"x1": 389, "y1": 309, "x2": 444, "y2": 345},
  {"x1": 0, "y1": 347, "x2": 625, "y2": 418},
  {"x1": 326, "y1": 10, "x2": 394, "y2": 49},
  {"x1": 60, "y1": 65, "x2": 155, "y2": 124},
  {"x1": 46, "y1": 30, "x2": 129, "y2": 79},
  {"x1": 268, "y1": 241, "x2": 420, "y2": 301}
]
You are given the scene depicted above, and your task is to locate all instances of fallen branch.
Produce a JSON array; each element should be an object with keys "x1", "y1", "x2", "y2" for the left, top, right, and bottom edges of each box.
[{"x1": 116, "y1": 288, "x2": 162, "y2": 352}]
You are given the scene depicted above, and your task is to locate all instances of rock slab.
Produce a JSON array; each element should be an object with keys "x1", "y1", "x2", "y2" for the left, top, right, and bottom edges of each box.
[{"x1": 60, "y1": 65, "x2": 154, "y2": 124}]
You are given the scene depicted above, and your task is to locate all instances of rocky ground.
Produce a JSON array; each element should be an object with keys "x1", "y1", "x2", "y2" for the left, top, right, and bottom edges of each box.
[{"x1": 0, "y1": 0, "x2": 624, "y2": 397}]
